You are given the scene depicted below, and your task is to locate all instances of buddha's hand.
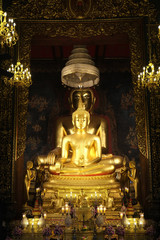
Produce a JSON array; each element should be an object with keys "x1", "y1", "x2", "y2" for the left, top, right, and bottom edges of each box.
[
  {"x1": 47, "y1": 147, "x2": 61, "y2": 165},
  {"x1": 37, "y1": 155, "x2": 48, "y2": 166},
  {"x1": 47, "y1": 151, "x2": 56, "y2": 165},
  {"x1": 37, "y1": 153, "x2": 55, "y2": 166}
]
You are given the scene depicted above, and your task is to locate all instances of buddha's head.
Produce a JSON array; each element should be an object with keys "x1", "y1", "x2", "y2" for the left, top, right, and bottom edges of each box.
[
  {"x1": 72, "y1": 98, "x2": 90, "y2": 130},
  {"x1": 69, "y1": 88, "x2": 95, "y2": 112}
]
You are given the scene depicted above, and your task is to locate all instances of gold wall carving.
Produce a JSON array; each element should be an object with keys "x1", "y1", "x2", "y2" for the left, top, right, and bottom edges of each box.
[
  {"x1": 8, "y1": 0, "x2": 156, "y2": 21},
  {"x1": 16, "y1": 86, "x2": 29, "y2": 160},
  {"x1": 0, "y1": 80, "x2": 13, "y2": 200},
  {"x1": 149, "y1": 92, "x2": 160, "y2": 199}
]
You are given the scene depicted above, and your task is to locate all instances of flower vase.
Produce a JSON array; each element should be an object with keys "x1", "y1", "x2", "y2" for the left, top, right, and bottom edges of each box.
[{"x1": 108, "y1": 236, "x2": 112, "y2": 240}]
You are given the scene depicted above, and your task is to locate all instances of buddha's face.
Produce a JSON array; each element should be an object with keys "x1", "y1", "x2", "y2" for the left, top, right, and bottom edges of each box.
[
  {"x1": 72, "y1": 90, "x2": 93, "y2": 111},
  {"x1": 74, "y1": 114, "x2": 88, "y2": 130}
]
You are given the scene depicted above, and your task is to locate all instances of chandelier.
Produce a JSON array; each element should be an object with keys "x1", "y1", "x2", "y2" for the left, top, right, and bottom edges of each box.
[
  {"x1": 0, "y1": 4, "x2": 18, "y2": 47},
  {"x1": 138, "y1": 21, "x2": 160, "y2": 91},
  {"x1": 138, "y1": 63, "x2": 160, "y2": 91},
  {"x1": 7, "y1": 61, "x2": 32, "y2": 87}
]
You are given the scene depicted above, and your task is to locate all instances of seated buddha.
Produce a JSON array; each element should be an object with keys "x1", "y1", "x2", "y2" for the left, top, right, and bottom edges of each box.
[
  {"x1": 42, "y1": 99, "x2": 123, "y2": 176},
  {"x1": 38, "y1": 88, "x2": 112, "y2": 168}
]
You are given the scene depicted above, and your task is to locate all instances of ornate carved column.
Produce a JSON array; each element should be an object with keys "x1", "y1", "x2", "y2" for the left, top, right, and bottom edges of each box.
[{"x1": 146, "y1": 89, "x2": 160, "y2": 219}]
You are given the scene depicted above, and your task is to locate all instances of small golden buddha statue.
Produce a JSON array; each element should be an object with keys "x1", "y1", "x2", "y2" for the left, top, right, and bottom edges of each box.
[{"x1": 48, "y1": 100, "x2": 123, "y2": 176}]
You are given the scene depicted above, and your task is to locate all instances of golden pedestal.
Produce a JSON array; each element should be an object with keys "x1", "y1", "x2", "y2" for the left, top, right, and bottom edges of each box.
[
  {"x1": 42, "y1": 172, "x2": 123, "y2": 227},
  {"x1": 43, "y1": 173, "x2": 122, "y2": 207}
]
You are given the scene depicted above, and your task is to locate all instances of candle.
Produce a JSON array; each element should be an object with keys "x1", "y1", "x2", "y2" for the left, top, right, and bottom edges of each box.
[
  {"x1": 66, "y1": 206, "x2": 68, "y2": 213},
  {"x1": 62, "y1": 207, "x2": 64, "y2": 214},
  {"x1": 140, "y1": 213, "x2": 144, "y2": 218},
  {"x1": 95, "y1": 192, "x2": 97, "y2": 199},
  {"x1": 128, "y1": 221, "x2": 130, "y2": 228},
  {"x1": 120, "y1": 212, "x2": 123, "y2": 219},
  {"x1": 125, "y1": 187, "x2": 129, "y2": 193},
  {"x1": 134, "y1": 222, "x2": 137, "y2": 229},
  {"x1": 44, "y1": 213, "x2": 47, "y2": 219},
  {"x1": 36, "y1": 188, "x2": 40, "y2": 194},
  {"x1": 99, "y1": 205, "x2": 103, "y2": 213},
  {"x1": 97, "y1": 207, "x2": 100, "y2": 214}
]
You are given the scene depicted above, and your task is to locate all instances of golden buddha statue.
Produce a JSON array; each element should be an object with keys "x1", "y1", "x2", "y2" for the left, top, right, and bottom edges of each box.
[
  {"x1": 38, "y1": 88, "x2": 110, "y2": 167},
  {"x1": 44, "y1": 99, "x2": 123, "y2": 176},
  {"x1": 35, "y1": 90, "x2": 125, "y2": 215}
]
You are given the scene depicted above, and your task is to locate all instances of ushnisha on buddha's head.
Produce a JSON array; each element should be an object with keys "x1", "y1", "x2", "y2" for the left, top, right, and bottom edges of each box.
[
  {"x1": 69, "y1": 88, "x2": 96, "y2": 112},
  {"x1": 72, "y1": 98, "x2": 90, "y2": 130}
]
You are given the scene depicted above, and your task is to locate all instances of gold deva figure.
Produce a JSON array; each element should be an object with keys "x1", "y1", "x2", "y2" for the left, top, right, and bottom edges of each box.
[
  {"x1": 48, "y1": 100, "x2": 123, "y2": 175},
  {"x1": 128, "y1": 159, "x2": 138, "y2": 199},
  {"x1": 38, "y1": 88, "x2": 110, "y2": 166},
  {"x1": 25, "y1": 161, "x2": 36, "y2": 200}
]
